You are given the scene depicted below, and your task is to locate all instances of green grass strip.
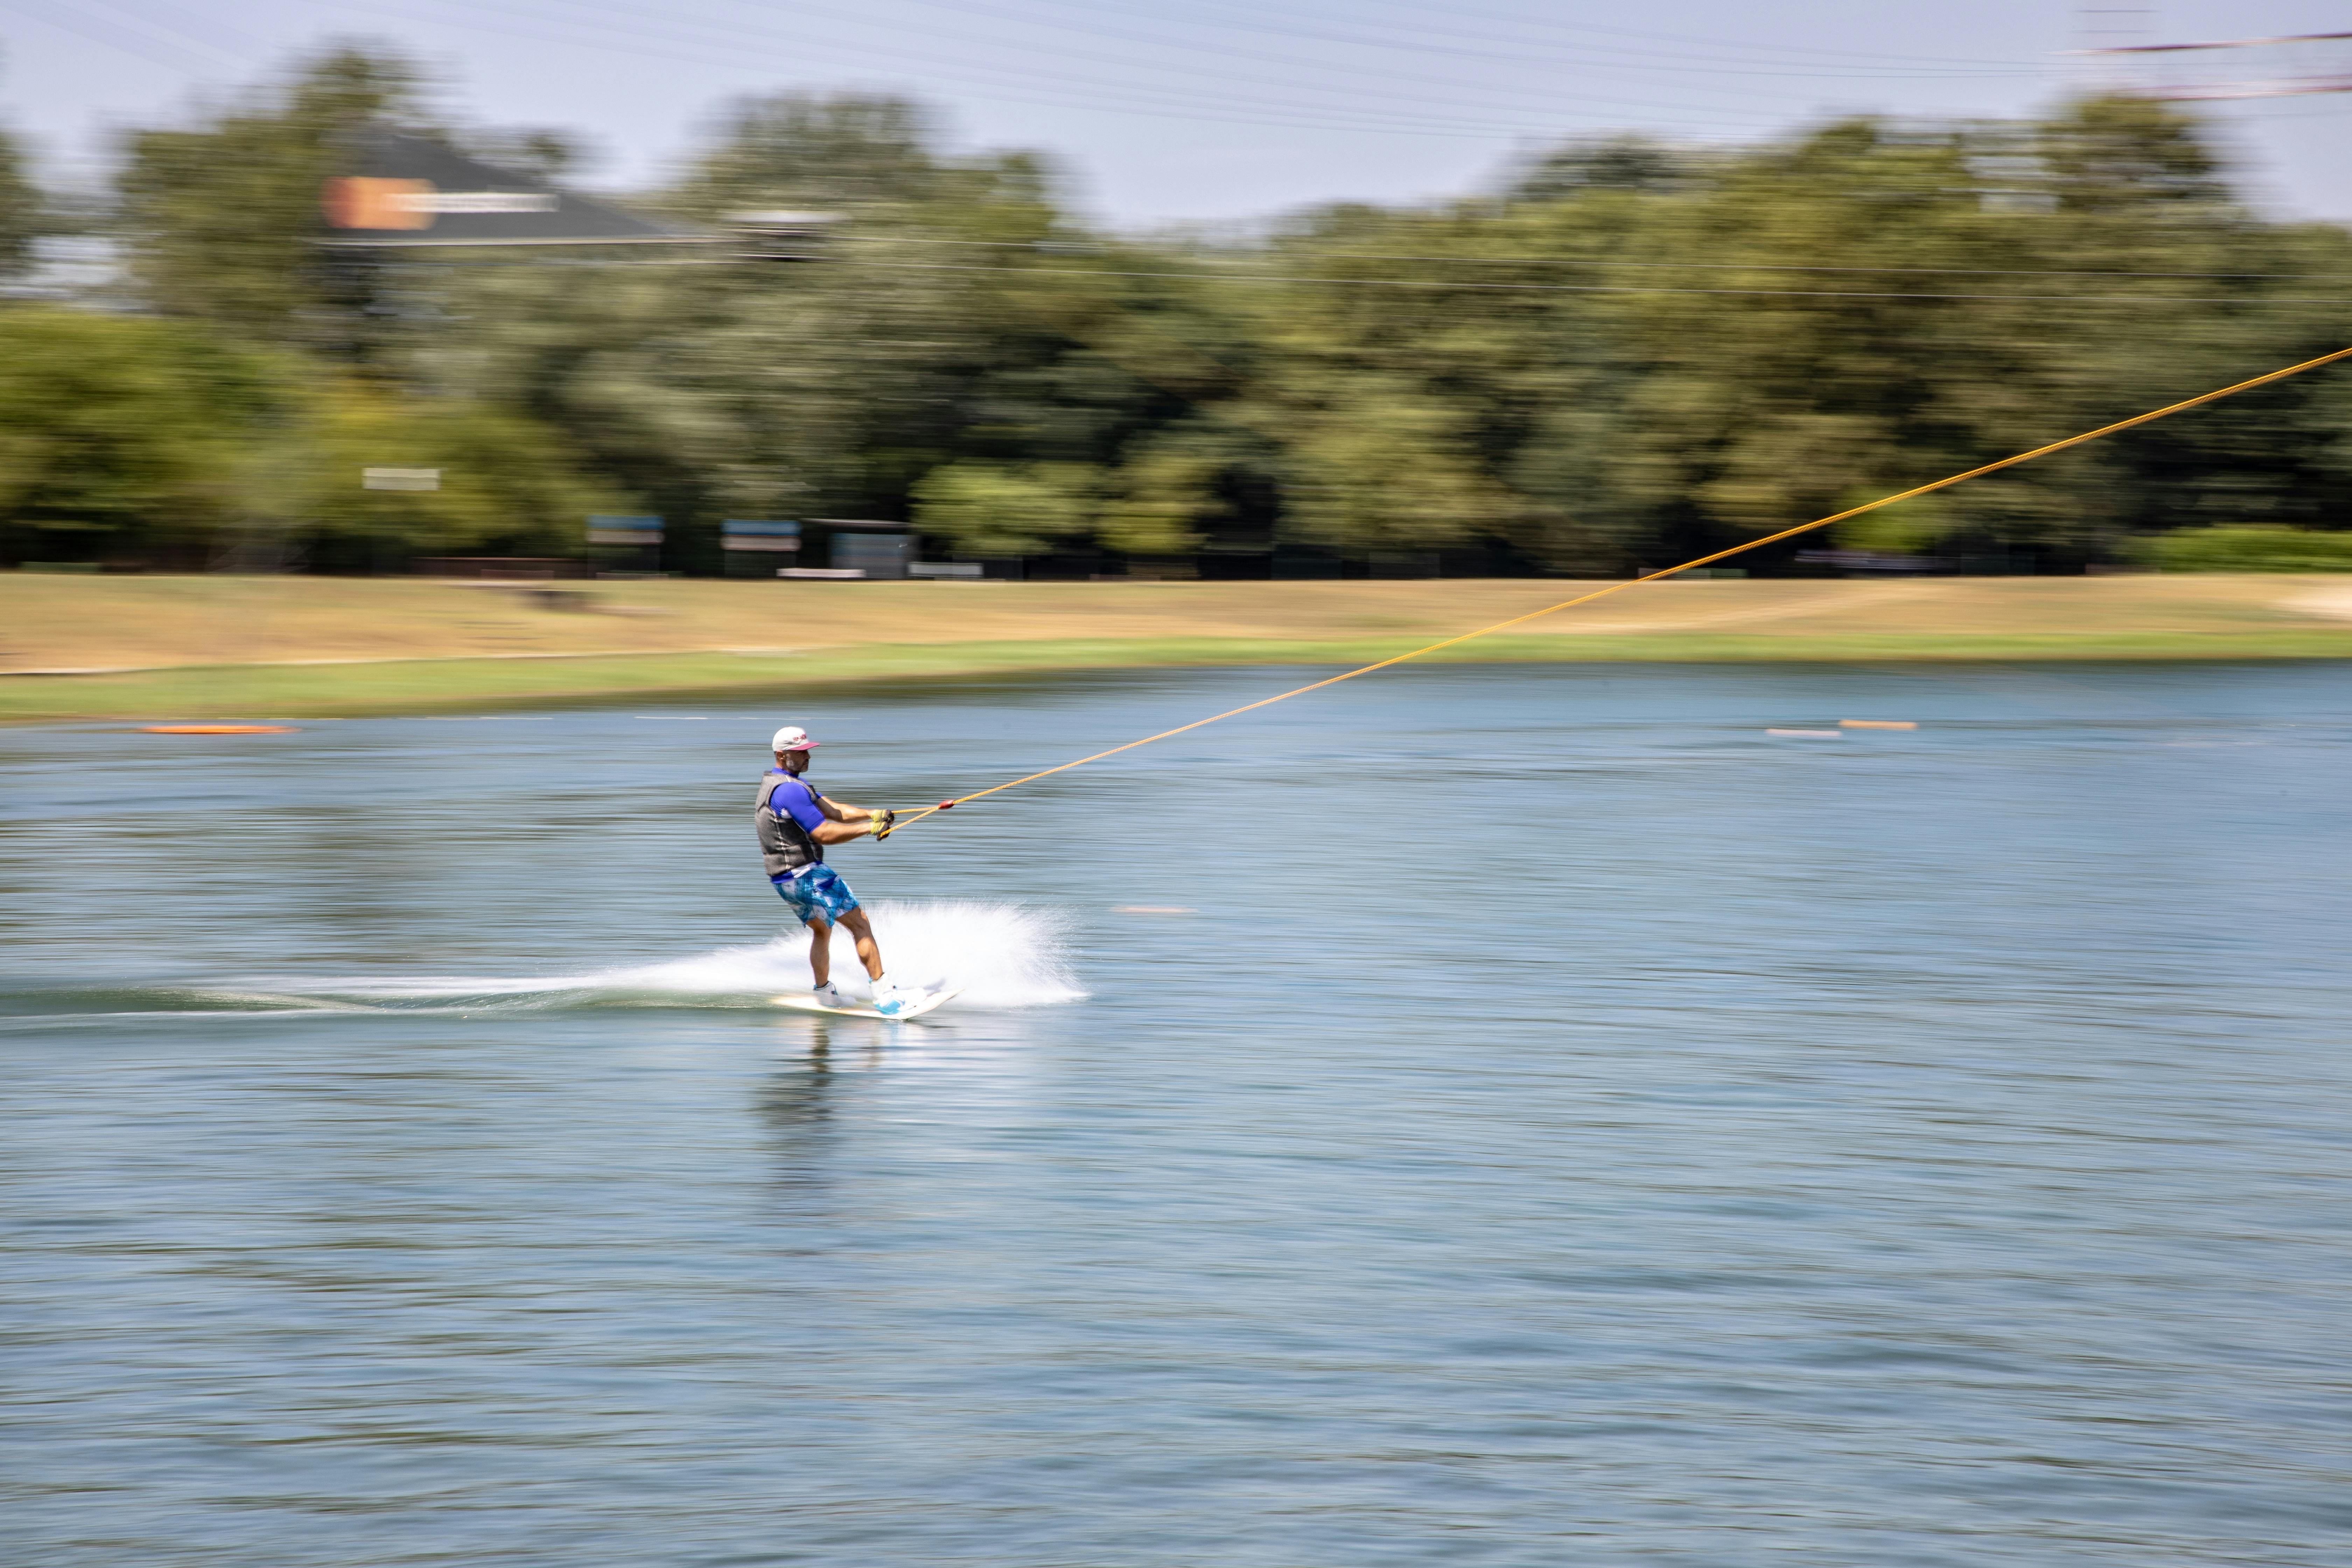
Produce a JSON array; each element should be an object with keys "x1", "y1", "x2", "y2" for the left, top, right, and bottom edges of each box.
[{"x1": 9, "y1": 629, "x2": 2352, "y2": 723}]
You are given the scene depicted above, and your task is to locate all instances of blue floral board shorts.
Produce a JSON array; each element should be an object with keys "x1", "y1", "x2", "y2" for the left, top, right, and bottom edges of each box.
[{"x1": 772, "y1": 863, "x2": 860, "y2": 925}]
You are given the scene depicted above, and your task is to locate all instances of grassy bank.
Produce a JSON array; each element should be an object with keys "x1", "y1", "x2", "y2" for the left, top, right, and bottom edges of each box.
[{"x1": 6, "y1": 573, "x2": 2351, "y2": 721}]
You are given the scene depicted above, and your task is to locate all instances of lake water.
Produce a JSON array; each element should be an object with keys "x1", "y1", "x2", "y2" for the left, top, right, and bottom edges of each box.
[{"x1": 4, "y1": 662, "x2": 2350, "y2": 1567}]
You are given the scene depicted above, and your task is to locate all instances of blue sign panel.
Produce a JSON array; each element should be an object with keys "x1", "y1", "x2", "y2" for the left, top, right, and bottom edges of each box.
[
  {"x1": 586, "y1": 515, "x2": 663, "y2": 545},
  {"x1": 722, "y1": 520, "x2": 802, "y2": 552}
]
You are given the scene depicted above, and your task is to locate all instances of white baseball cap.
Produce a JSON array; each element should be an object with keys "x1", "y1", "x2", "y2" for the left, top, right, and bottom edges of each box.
[{"x1": 771, "y1": 725, "x2": 821, "y2": 751}]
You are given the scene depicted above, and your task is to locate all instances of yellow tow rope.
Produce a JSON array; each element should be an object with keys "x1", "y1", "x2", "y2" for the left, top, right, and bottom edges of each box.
[{"x1": 880, "y1": 343, "x2": 2352, "y2": 837}]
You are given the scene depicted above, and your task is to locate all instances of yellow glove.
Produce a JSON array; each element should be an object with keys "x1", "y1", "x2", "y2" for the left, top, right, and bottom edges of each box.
[{"x1": 871, "y1": 808, "x2": 898, "y2": 840}]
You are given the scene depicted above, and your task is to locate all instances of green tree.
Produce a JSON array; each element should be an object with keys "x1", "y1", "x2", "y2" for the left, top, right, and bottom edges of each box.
[
  {"x1": 258, "y1": 376, "x2": 629, "y2": 566},
  {"x1": 424, "y1": 90, "x2": 1171, "y2": 567},
  {"x1": 0, "y1": 306, "x2": 615, "y2": 567},
  {"x1": 1095, "y1": 431, "x2": 1231, "y2": 555},
  {"x1": 1504, "y1": 133, "x2": 1705, "y2": 203},
  {"x1": 2035, "y1": 93, "x2": 2229, "y2": 211},
  {"x1": 2139, "y1": 525, "x2": 2352, "y2": 571},
  {"x1": 115, "y1": 43, "x2": 421, "y2": 341},
  {"x1": 0, "y1": 120, "x2": 42, "y2": 285},
  {"x1": 910, "y1": 461, "x2": 1099, "y2": 555},
  {"x1": 1224, "y1": 96, "x2": 2348, "y2": 573},
  {"x1": 122, "y1": 58, "x2": 2345, "y2": 580},
  {"x1": 670, "y1": 93, "x2": 966, "y2": 216},
  {"x1": 0, "y1": 308, "x2": 281, "y2": 562}
]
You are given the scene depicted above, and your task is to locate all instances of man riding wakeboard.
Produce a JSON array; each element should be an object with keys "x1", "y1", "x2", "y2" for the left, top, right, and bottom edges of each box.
[{"x1": 756, "y1": 724, "x2": 920, "y2": 1017}]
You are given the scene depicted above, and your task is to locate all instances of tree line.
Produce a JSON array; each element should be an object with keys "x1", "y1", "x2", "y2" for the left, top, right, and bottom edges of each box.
[{"x1": 5, "y1": 45, "x2": 2351, "y2": 578}]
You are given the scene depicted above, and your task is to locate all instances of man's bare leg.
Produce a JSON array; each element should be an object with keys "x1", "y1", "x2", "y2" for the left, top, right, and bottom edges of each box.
[
  {"x1": 837, "y1": 908, "x2": 887, "y2": 981},
  {"x1": 806, "y1": 916, "x2": 836, "y2": 988}
]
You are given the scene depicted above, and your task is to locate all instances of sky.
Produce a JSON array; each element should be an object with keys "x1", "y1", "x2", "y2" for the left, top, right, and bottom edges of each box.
[{"x1": 4, "y1": 0, "x2": 2350, "y2": 229}]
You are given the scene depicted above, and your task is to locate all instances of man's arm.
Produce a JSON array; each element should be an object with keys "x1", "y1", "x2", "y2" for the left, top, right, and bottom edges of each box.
[
  {"x1": 816, "y1": 794, "x2": 876, "y2": 824},
  {"x1": 811, "y1": 792, "x2": 889, "y2": 843}
]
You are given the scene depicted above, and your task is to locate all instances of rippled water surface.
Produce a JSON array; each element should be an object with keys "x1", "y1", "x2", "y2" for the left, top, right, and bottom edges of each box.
[{"x1": 5, "y1": 662, "x2": 2351, "y2": 1566}]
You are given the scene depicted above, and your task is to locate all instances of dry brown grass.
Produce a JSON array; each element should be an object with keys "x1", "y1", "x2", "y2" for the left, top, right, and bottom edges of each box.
[
  {"x1": 6, "y1": 572, "x2": 2351, "y2": 721},
  {"x1": 5, "y1": 572, "x2": 2348, "y2": 676}
]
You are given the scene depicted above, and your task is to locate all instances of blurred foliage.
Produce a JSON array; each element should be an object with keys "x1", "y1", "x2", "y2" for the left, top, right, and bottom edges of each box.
[
  {"x1": 2137, "y1": 525, "x2": 2352, "y2": 572},
  {"x1": 911, "y1": 461, "x2": 1100, "y2": 555},
  {"x1": 0, "y1": 306, "x2": 616, "y2": 566},
  {"x1": 1504, "y1": 133, "x2": 1710, "y2": 203},
  {"x1": 1831, "y1": 492, "x2": 1957, "y2": 555},
  {"x1": 260, "y1": 379, "x2": 629, "y2": 566},
  {"x1": 116, "y1": 44, "x2": 423, "y2": 343},
  {"x1": 415, "y1": 92, "x2": 1177, "y2": 569},
  {"x1": 10, "y1": 58, "x2": 2352, "y2": 575},
  {"x1": 0, "y1": 122, "x2": 42, "y2": 284},
  {"x1": 668, "y1": 93, "x2": 1045, "y2": 218},
  {"x1": 0, "y1": 309, "x2": 278, "y2": 554}
]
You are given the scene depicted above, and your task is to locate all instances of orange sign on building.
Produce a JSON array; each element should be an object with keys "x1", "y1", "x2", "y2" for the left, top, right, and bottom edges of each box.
[{"x1": 322, "y1": 177, "x2": 436, "y2": 231}]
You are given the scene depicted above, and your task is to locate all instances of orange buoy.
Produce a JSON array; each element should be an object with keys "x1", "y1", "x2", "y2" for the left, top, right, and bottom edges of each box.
[{"x1": 140, "y1": 724, "x2": 299, "y2": 735}]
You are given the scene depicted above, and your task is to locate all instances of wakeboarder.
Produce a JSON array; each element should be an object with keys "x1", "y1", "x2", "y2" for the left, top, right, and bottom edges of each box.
[{"x1": 757, "y1": 725, "x2": 920, "y2": 1017}]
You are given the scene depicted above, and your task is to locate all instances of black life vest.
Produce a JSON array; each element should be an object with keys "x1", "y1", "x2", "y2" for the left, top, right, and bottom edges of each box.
[{"x1": 755, "y1": 771, "x2": 823, "y2": 878}]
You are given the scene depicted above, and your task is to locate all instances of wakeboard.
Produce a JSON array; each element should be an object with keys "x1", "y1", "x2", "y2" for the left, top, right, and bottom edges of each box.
[{"x1": 771, "y1": 987, "x2": 961, "y2": 1021}]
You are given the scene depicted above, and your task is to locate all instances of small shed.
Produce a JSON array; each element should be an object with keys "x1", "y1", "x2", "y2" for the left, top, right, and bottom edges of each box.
[{"x1": 805, "y1": 520, "x2": 913, "y2": 580}]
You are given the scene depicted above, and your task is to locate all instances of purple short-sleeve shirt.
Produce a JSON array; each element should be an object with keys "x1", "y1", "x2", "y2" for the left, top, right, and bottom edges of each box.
[{"x1": 766, "y1": 775, "x2": 828, "y2": 834}]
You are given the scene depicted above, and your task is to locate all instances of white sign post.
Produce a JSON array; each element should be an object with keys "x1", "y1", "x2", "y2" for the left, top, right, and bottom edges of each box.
[{"x1": 363, "y1": 468, "x2": 440, "y2": 491}]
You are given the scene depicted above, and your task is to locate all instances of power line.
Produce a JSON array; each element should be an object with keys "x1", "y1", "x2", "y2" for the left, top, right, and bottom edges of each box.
[
  {"x1": 483, "y1": 0, "x2": 1814, "y2": 127},
  {"x1": 338, "y1": 0, "x2": 1804, "y2": 140},
  {"x1": 0, "y1": 0, "x2": 246, "y2": 75},
  {"x1": 839, "y1": 257, "x2": 2352, "y2": 305},
  {"x1": 849, "y1": 0, "x2": 2039, "y2": 122},
  {"x1": 831, "y1": 233, "x2": 2352, "y2": 284},
  {"x1": 982, "y1": 0, "x2": 2042, "y2": 77},
  {"x1": 1304, "y1": 0, "x2": 2044, "y2": 70},
  {"x1": 84, "y1": 0, "x2": 267, "y2": 62},
  {"x1": 336, "y1": 0, "x2": 1782, "y2": 142},
  {"x1": 904, "y1": 0, "x2": 2046, "y2": 88}
]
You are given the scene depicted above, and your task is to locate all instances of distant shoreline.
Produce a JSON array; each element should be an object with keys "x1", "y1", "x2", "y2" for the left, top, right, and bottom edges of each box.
[{"x1": 5, "y1": 574, "x2": 2351, "y2": 722}]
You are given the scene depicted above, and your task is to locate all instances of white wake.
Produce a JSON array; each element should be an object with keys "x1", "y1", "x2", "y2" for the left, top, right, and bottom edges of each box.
[{"x1": 206, "y1": 901, "x2": 1084, "y2": 1013}]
